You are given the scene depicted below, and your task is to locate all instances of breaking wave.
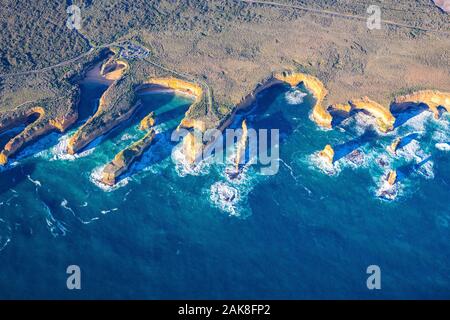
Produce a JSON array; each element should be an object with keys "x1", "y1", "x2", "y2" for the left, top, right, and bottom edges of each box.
[
  {"x1": 49, "y1": 134, "x2": 95, "y2": 161},
  {"x1": 285, "y1": 89, "x2": 307, "y2": 105},
  {"x1": 435, "y1": 143, "x2": 450, "y2": 151},
  {"x1": 0, "y1": 218, "x2": 12, "y2": 252},
  {"x1": 90, "y1": 165, "x2": 130, "y2": 191}
]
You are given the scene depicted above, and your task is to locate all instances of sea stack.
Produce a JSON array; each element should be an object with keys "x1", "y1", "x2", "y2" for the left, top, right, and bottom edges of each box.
[
  {"x1": 319, "y1": 144, "x2": 335, "y2": 164},
  {"x1": 387, "y1": 170, "x2": 397, "y2": 186},
  {"x1": 388, "y1": 138, "x2": 401, "y2": 155},
  {"x1": 139, "y1": 111, "x2": 155, "y2": 131},
  {"x1": 101, "y1": 129, "x2": 156, "y2": 186}
]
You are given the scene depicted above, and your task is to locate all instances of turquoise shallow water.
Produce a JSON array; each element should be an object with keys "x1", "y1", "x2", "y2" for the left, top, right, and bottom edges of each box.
[{"x1": 0, "y1": 82, "x2": 449, "y2": 299}]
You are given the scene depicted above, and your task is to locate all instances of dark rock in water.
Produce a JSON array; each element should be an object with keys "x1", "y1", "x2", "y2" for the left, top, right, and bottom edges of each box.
[
  {"x1": 346, "y1": 149, "x2": 365, "y2": 165},
  {"x1": 225, "y1": 166, "x2": 244, "y2": 182},
  {"x1": 376, "y1": 155, "x2": 389, "y2": 168}
]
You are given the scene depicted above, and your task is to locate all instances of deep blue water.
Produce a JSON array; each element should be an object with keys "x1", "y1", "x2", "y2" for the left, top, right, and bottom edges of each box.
[{"x1": 0, "y1": 82, "x2": 449, "y2": 299}]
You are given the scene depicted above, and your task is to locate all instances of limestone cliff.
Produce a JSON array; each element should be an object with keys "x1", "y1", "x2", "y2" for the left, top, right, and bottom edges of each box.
[
  {"x1": 387, "y1": 170, "x2": 397, "y2": 186},
  {"x1": 349, "y1": 97, "x2": 395, "y2": 133},
  {"x1": 273, "y1": 71, "x2": 331, "y2": 128},
  {"x1": 0, "y1": 105, "x2": 77, "y2": 166},
  {"x1": 330, "y1": 103, "x2": 352, "y2": 113},
  {"x1": 394, "y1": 90, "x2": 450, "y2": 119},
  {"x1": 388, "y1": 138, "x2": 401, "y2": 155},
  {"x1": 143, "y1": 77, "x2": 203, "y2": 100},
  {"x1": 67, "y1": 69, "x2": 134, "y2": 155},
  {"x1": 101, "y1": 129, "x2": 156, "y2": 186},
  {"x1": 181, "y1": 131, "x2": 204, "y2": 164},
  {"x1": 142, "y1": 77, "x2": 206, "y2": 165}
]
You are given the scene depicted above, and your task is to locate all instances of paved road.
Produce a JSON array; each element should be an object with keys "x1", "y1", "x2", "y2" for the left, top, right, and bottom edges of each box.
[{"x1": 239, "y1": 0, "x2": 450, "y2": 35}]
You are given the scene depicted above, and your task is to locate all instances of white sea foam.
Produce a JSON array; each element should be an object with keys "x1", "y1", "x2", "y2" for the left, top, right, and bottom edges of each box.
[
  {"x1": 309, "y1": 152, "x2": 340, "y2": 176},
  {"x1": 0, "y1": 219, "x2": 12, "y2": 252},
  {"x1": 350, "y1": 112, "x2": 378, "y2": 136},
  {"x1": 396, "y1": 140, "x2": 424, "y2": 162},
  {"x1": 209, "y1": 182, "x2": 241, "y2": 216},
  {"x1": 435, "y1": 143, "x2": 450, "y2": 151},
  {"x1": 285, "y1": 89, "x2": 307, "y2": 105},
  {"x1": 101, "y1": 208, "x2": 119, "y2": 215},
  {"x1": 27, "y1": 175, "x2": 42, "y2": 188},
  {"x1": 90, "y1": 165, "x2": 130, "y2": 191},
  {"x1": 403, "y1": 111, "x2": 432, "y2": 132},
  {"x1": 416, "y1": 159, "x2": 434, "y2": 180},
  {"x1": 62, "y1": 198, "x2": 100, "y2": 224},
  {"x1": 49, "y1": 134, "x2": 95, "y2": 161},
  {"x1": 172, "y1": 144, "x2": 211, "y2": 177},
  {"x1": 42, "y1": 202, "x2": 68, "y2": 237},
  {"x1": 376, "y1": 179, "x2": 399, "y2": 201},
  {"x1": 120, "y1": 133, "x2": 135, "y2": 141},
  {"x1": 432, "y1": 120, "x2": 449, "y2": 144}
]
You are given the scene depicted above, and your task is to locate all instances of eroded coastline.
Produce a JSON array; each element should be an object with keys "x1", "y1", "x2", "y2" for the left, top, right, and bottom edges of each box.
[{"x1": 0, "y1": 44, "x2": 448, "y2": 201}]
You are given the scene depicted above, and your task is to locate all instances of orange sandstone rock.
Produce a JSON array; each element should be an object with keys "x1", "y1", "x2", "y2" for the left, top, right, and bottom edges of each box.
[
  {"x1": 0, "y1": 152, "x2": 7, "y2": 166},
  {"x1": 274, "y1": 71, "x2": 331, "y2": 129},
  {"x1": 387, "y1": 170, "x2": 397, "y2": 186},
  {"x1": 330, "y1": 103, "x2": 352, "y2": 113},
  {"x1": 319, "y1": 144, "x2": 335, "y2": 164},
  {"x1": 101, "y1": 129, "x2": 156, "y2": 186},
  {"x1": 139, "y1": 112, "x2": 155, "y2": 131},
  {"x1": 388, "y1": 138, "x2": 401, "y2": 155},
  {"x1": 182, "y1": 131, "x2": 204, "y2": 164},
  {"x1": 143, "y1": 77, "x2": 203, "y2": 100},
  {"x1": 395, "y1": 90, "x2": 450, "y2": 119},
  {"x1": 349, "y1": 97, "x2": 395, "y2": 133}
]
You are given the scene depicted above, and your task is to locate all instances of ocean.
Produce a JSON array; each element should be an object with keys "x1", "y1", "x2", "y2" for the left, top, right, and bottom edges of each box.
[{"x1": 0, "y1": 81, "x2": 449, "y2": 299}]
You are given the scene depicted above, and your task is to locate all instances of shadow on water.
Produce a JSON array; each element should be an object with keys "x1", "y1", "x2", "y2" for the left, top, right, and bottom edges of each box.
[
  {"x1": 397, "y1": 156, "x2": 432, "y2": 182},
  {"x1": 0, "y1": 80, "x2": 110, "y2": 164},
  {"x1": 111, "y1": 95, "x2": 194, "y2": 184},
  {"x1": 0, "y1": 163, "x2": 36, "y2": 196},
  {"x1": 101, "y1": 93, "x2": 176, "y2": 144},
  {"x1": 390, "y1": 102, "x2": 429, "y2": 128},
  {"x1": 0, "y1": 112, "x2": 41, "y2": 151},
  {"x1": 156, "y1": 102, "x2": 190, "y2": 124},
  {"x1": 398, "y1": 132, "x2": 420, "y2": 150},
  {"x1": 234, "y1": 83, "x2": 290, "y2": 124},
  {"x1": 333, "y1": 129, "x2": 377, "y2": 162},
  {"x1": 437, "y1": 106, "x2": 448, "y2": 118},
  {"x1": 252, "y1": 110, "x2": 294, "y2": 142},
  {"x1": 78, "y1": 82, "x2": 110, "y2": 122},
  {"x1": 330, "y1": 109, "x2": 350, "y2": 127}
]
